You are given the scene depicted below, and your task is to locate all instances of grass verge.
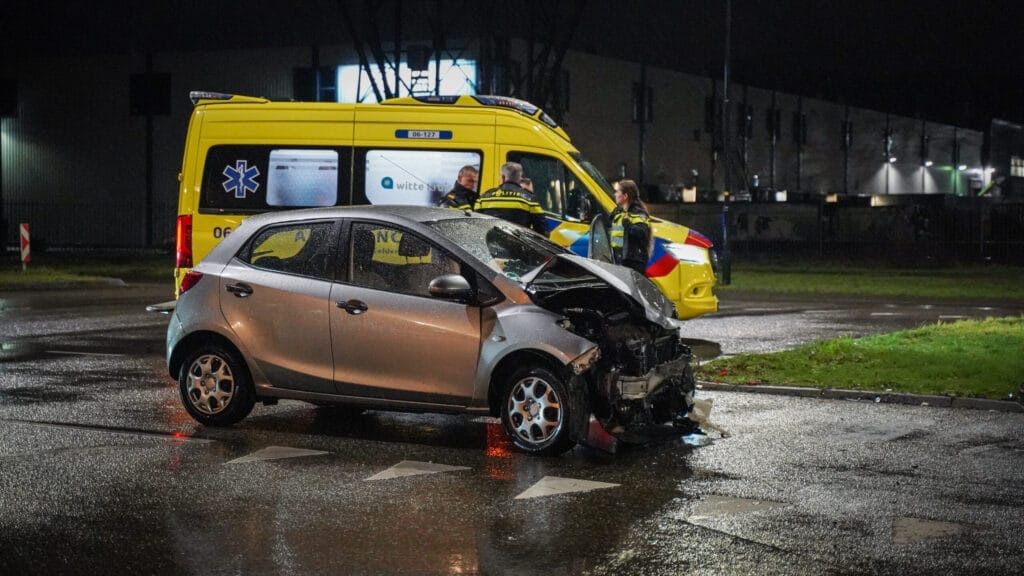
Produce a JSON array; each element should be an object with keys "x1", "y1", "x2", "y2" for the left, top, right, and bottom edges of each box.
[
  {"x1": 717, "y1": 263, "x2": 1024, "y2": 301},
  {"x1": 0, "y1": 252, "x2": 171, "y2": 286},
  {"x1": 695, "y1": 316, "x2": 1024, "y2": 400}
]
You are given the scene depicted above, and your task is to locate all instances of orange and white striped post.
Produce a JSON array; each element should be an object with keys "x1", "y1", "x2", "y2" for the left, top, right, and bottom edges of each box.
[{"x1": 20, "y1": 223, "x2": 30, "y2": 271}]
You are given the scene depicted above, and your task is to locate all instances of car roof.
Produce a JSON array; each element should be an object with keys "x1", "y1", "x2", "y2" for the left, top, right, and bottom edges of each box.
[{"x1": 240, "y1": 204, "x2": 479, "y2": 228}]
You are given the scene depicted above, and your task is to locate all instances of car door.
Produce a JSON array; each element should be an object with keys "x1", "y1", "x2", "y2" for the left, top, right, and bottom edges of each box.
[
  {"x1": 329, "y1": 221, "x2": 482, "y2": 405},
  {"x1": 503, "y1": 148, "x2": 602, "y2": 255},
  {"x1": 218, "y1": 219, "x2": 339, "y2": 394}
]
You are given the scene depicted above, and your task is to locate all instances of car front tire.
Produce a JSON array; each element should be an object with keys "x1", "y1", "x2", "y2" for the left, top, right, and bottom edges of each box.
[
  {"x1": 179, "y1": 344, "x2": 255, "y2": 426},
  {"x1": 500, "y1": 366, "x2": 585, "y2": 456}
]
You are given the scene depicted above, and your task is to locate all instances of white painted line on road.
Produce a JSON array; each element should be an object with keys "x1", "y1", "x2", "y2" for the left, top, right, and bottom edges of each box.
[
  {"x1": 688, "y1": 495, "x2": 787, "y2": 520},
  {"x1": 470, "y1": 416, "x2": 500, "y2": 424},
  {"x1": 365, "y1": 460, "x2": 470, "y2": 481},
  {"x1": 892, "y1": 517, "x2": 967, "y2": 544},
  {"x1": 870, "y1": 312, "x2": 900, "y2": 316},
  {"x1": 226, "y1": 445, "x2": 329, "y2": 465},
  {"x1": 514, "y1": 476, "x2": 619, "y2": 500},
  {"x1": 938, "y1": 315, "x2": 967, "y2": 320},
  {"x1": 45, "y1": 350, "x2": 126, "y2": 357}
]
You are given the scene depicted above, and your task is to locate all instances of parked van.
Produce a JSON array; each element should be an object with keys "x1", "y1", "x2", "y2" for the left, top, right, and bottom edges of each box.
[{"x1": 173, "y1": 91, "x2": 718, "y2": 319}]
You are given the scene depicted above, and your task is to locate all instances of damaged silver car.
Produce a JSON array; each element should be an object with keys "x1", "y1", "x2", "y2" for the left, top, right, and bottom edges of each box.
[{"x1": 166, "y1": 206, "x2": 696, "y2": 455}]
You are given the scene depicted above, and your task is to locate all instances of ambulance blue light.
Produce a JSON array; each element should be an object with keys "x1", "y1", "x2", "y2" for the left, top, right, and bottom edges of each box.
[
  {"x1": 412, "y1": 95, "x2": 460, "y2": 104},
  {"x1": 189, "y1": 91, "x2": 234, "y2": 105},
  {"x1": 473, "y1": 95, "x2": 539, "y2": 116}
]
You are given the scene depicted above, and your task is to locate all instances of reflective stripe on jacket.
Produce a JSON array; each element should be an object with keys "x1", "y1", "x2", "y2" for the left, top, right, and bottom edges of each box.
[{"x1": 475, "y1": 183, "x2": 548, "y2": 234}]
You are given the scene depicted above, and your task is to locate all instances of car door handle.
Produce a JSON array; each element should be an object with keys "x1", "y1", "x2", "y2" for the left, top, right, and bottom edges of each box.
[
  {"x1": 336, "y1": 299, "x2": 368, "y2": 315},
  {"x1": 225, "y1": 283, "x2": 254, "y2": 298}
]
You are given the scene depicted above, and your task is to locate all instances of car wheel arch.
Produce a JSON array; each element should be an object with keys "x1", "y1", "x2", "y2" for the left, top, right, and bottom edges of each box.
[
  {"x1": 170, "y1": 331, "x2": 248, "y2": 382},
  {"x1": 487, "y1": 348, "x2": 570, "y2": 416}
]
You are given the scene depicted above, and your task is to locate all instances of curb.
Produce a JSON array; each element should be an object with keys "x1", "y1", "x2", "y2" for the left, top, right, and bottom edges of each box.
[
  {"x1": 697, "y1": 381, "x2": 1023, "y2": 413},
  {"x1": 0, "y1": 277, "x2": 127, "y2": 291}
]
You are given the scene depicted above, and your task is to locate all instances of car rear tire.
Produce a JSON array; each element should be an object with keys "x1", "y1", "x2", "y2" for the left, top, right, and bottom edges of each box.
[
  {"x1": 500, "y1": 366, "x2": 585, "y2": 456},
  {"x1": 179, "y1": 344, "x2": 255, "y2": 426}
]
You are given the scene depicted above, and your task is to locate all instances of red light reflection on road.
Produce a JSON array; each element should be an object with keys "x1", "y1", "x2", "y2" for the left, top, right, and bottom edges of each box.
[{"x1": 484, "y1": 423, "x2": 515, "y2": 480}]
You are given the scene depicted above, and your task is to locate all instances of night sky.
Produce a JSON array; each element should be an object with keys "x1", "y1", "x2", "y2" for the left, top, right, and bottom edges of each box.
[{"x1": 3, "y1": 0, "x2": 1022, "y2": 129}]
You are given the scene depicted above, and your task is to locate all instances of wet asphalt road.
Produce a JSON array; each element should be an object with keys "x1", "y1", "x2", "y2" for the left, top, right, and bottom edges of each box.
[{"x1": 0, "y1": 285, "x2": 1022, "y2": 575}]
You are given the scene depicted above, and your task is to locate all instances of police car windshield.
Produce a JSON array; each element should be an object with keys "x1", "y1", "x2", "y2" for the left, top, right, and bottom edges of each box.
[
  {"x1": 577, "y1": 158, "x2": 617, "y2": 203},
  {"x1": 428, "y1": 219, "x2": 570, "y2": 282}
]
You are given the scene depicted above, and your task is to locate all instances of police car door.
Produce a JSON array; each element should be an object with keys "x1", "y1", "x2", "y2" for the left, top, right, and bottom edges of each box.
[
  {"x1": 501, "y1": 148, "x2": 595, "y2": 253},
  {"x1": 329, "y1": 221, "x2": 481, "y2": 405}
]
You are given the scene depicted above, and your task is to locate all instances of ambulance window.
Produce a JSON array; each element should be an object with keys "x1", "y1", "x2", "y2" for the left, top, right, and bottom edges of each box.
[
  {"x1": 241, "y1": 221, "x2": 336, "y2": 281},
  {"x1": 348, "y1": 222, "x2": 462, "y2": 297},
  {"x1": 353, "y1": 148, "x2": 482, "y2": 206},
  {"x1": 507, "y1": 152, "x2": 593, "y2": 222},
  {"x1": 200, "y1": 146, "x2": 350, "y2": 213}
]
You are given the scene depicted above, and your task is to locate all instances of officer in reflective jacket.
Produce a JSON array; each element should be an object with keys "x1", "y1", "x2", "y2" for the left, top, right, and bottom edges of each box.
[
  {"x1": 610, "y1": 179, "x2": 651, "y2": 275},
  {"x1": 437, "y1": 165, "x2": 479, "y2": 211},
  {"x1": 474, "y1": 162, "x2": 548, "y2": 235}
]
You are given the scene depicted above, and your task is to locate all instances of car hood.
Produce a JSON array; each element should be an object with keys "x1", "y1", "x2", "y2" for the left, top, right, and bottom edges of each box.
[{"x1": 526, "y1": 254, "x2": 677, "y2": 329}]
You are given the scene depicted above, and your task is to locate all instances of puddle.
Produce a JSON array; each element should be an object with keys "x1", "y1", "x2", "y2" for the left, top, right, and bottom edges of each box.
[
  {"x1": 0, "y1": 341, "x2": 43, "y2": 362},
  {"x1": 0, "y1": 386, "x2": 92, "y2": 404},
  {"x1": 681, "y1": 338, "x2": 722, "y2": 361}
]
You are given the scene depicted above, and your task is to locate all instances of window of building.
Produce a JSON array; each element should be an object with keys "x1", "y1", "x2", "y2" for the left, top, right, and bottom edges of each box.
[{"x1": 337, "y1": 59, "x2": 477, "y2": 103}]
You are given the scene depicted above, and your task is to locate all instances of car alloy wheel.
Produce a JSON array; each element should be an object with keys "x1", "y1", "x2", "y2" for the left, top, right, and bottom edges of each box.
[
  {"x1": 501, "y1": 366, "x2": 583, "y2": 455},
  {"x1": 508, "y1": 375, "x2": 564, "y2": 445},
  {"x1": 185, "y1": 353, "x2": 236, "y2": 415},
  {"x1": 178, "y1": 344, "x2": 255, "y2": 426}
]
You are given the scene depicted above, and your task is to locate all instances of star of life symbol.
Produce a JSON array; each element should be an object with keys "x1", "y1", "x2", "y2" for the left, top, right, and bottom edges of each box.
[{"x1": 222, "y1": 160, "x2": 260, "y2": 199}]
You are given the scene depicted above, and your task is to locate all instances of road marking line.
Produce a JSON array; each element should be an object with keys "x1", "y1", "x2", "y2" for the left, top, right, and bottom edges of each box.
[
  {"x1": 687, "y1": 495, "x2": 787, "y2": 520},
  {"x1": 870, "y1": 312, "x2": 900, "y2": 316},
  {"x1": 514, "y1": 476, "x2": 619, "y2": 499},
  {"x1": 892, "y1": 517, "x2": 967, "y2": 544},
  {"x1": 938, "y1": 315, "x2": 967, "y2": 320},
  {"x1": 365, "y1": 460, "x2": 470, "y2": 480},
  {"x1": 226, "y1": 445, "x2": 329, "y2": 464}
]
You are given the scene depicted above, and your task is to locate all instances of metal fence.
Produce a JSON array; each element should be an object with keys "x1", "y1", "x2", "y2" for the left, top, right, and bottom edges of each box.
[
  {"x1": 2, "y1": 201, "x2": 177, "y2": 251},
  {"x1": 650, "y1": 198, "x2": 1024, "y2": 265}
]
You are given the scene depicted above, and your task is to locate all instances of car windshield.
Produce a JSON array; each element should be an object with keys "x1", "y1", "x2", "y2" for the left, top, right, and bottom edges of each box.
[
  {"x1": 575, "y1": 156, "x2": 617, "y2": 203},
  {"x1": 428, "y1": 218, "x2": 593, "y2": 284}
]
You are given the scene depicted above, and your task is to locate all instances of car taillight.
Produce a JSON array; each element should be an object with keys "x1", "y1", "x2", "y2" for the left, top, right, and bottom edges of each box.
[
  {"x1": 179, "y1": 271, "x2": 203, "y2": 295},
  {"x1": 176, "y1": 214, "x2": 193, "y2": 268}
]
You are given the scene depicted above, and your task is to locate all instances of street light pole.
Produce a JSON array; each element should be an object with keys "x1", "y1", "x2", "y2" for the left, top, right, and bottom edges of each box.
[{"x1": 719, "y1": 0, "x2": 732, "y2": 285}]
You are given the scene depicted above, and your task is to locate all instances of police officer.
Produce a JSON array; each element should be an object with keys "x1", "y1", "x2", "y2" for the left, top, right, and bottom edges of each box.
[
  {"x1": 437, "y1": 165, "x2": 479, "y2": 211},
  {"x1": 610, "y1": 179, "x2": 651, "y2": 275},
  {"x1": 474, "y1": 162, "x2": 547, "y2": 234}
]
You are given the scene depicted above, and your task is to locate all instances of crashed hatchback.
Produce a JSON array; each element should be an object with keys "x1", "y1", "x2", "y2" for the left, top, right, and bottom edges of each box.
[{"x1": 166, "y1": 206, "x2": 696, "y2": 455}]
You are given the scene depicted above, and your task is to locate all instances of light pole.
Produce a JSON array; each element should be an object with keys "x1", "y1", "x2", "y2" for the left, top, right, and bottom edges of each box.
[{"x1": 719, "y1": 0, "x2": 732, "y2": 285}]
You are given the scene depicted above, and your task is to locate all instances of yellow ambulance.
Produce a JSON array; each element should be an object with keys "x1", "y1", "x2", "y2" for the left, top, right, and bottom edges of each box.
[{"x1": 173, "y1": 92, "x2": 718, "y2": 319}]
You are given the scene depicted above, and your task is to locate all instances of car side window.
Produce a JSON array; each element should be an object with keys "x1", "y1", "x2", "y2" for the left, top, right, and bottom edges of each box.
[
  {"x1": 241, "y1": 221, "x2": 336, "y2": 280},
  {"x1": 348, "y1": 222, "x2": 462, "y2": 297},
  {"x1": 508, "y1": 152, "x2": 593, "y2": 222}
]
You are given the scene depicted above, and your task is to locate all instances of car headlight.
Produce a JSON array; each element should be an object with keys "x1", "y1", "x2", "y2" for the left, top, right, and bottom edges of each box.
[{"x1": 664, "y1": 242, "x2": 710, "y2": 265}]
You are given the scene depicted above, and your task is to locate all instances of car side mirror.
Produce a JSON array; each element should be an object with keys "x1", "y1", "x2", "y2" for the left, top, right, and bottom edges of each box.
[{"x1": 428, "y1": 274, "x2": 473, "y2": 301}]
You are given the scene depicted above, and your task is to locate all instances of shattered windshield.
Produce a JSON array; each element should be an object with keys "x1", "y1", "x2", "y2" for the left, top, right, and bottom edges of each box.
[{"x1": 428, "y1": 218, "x2": 593, "y2": 284}]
